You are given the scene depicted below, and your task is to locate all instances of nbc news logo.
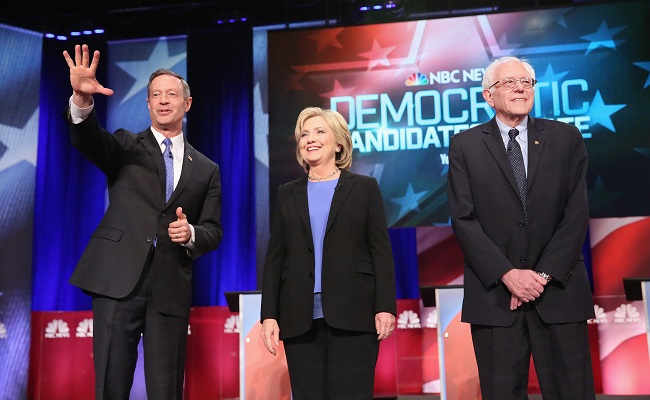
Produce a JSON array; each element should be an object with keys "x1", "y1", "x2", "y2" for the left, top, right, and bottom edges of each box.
[
  {"x1": 76, "y1": 318, "x2": 93, "y2": 338},
  {"x1": 224, "y1": 315, "x2": 240, "y2": 334},
  {"x1": 397, "y1": 310, "x2": 421, "y2": 329},
  {"x1": 424, "y1": 309, "x2": 438, "y2": 329},
  {"x1": 588, "y1": 305, "x2": 607, "y2": 324},
  {"x1": 614, "y1": 303, "x2": 641, "y2": 324},
  {"x1": 45, "y1": 319, "x2": 71, "y2": 339},
  {"x1": 0, "y1": 322, "x2": 7, "y2": 339},
  {"x1": 405, "y1": 72, "x2": 429, "y2": 87}
]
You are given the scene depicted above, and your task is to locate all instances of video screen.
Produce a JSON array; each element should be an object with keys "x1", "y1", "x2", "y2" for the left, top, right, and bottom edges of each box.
[{"x1": 266, "y1": 1, "x2": 650, "y2": 227}]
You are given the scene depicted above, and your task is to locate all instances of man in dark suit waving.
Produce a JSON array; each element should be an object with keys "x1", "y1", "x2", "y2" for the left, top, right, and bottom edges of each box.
[
  {"x1": 448, "y1": 56, "x2": 595, "y2": 400},
  {"x1": 62, "y1": 44, "x2": 223, "y2": 399}
]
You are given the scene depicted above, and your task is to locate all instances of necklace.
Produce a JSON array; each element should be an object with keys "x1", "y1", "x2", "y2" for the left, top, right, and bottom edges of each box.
[{"x1": 308, "y1": 168, "x2": 339, "y2": 182}]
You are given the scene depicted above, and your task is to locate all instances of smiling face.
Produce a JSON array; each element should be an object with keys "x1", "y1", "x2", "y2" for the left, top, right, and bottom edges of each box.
[
  {"x1": 298, "y1": 115, "x2": 341, "y2": 172},
  {"x1": 483, "y1": 60, "x2": 535, "y2": 127},
  {"x1": 147, "y1": 74, "x2": 192, "y2": 137}
]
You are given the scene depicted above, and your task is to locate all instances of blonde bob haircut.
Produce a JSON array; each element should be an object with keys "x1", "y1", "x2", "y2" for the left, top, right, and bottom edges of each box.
[{"x1": 294, "y1": 107, "x2": 353, "y2": 173}]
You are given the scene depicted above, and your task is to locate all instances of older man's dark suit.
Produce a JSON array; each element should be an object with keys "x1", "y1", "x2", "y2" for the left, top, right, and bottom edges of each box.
[
  {"x1": 65, "y1": 109, "x2": 222, "y2": 398},
  {"x1": 448, "y1": 116, "x2": 594, "y2": 398}
]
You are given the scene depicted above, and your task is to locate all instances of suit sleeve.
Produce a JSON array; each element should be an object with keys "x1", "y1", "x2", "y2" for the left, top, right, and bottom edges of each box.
[
  {"x1": 366, "y1": 178, "x2": 397, "y2": 316},
  {"x1": 260, "y1": 185, "x2": 287, "y2": 321},
  {"x1": 65, "y1": 108, "x2": 125, "y2": 182},
  {"x1": 447, "y1": 135, "x2": 514, "y2": 288},
  {"x1": 535, "y1": 127, "x2": 589, "y2": 286},
  {"x1": 190, "y1": 163, "x2": 223, "y2": 259}
]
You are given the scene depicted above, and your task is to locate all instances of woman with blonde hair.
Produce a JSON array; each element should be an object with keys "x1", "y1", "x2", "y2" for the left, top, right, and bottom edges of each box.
[{"x1": 261, "y1": 107, "x2": 397, "y2": 399}]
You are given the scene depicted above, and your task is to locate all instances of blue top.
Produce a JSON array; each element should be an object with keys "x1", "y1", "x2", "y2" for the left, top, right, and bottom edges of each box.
[{"x1": 307, "y1": 178, "x2": 339, "y2": 319}]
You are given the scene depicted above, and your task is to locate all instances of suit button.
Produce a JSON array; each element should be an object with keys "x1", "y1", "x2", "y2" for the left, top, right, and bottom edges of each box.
[
  {"x1": 160, "y1": 213, "x2": 166, "y2": 218},
  {"x1": 309, "y1": 272, "x2": 314, "y2": 277},
  {"x1": 519, "y1": 257, "x2": 526, "y2": 263},
  {"x1": 308, "y1": 247, "x2": 313, "y2": 253},
  {"x1": 146, "y1": 237, "x2": 154, "y2": 243},
  {"x1": 518, "y1": 221, "x2": 526, "y2": 227}
]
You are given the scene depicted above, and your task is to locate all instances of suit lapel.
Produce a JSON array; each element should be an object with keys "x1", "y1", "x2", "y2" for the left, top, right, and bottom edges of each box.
[
  {"x1": 526, "y1": 116, "x2": 544, "y2": 194},
  {"x1": 481, "y1": 118, "x2": 520, "y2": 198},
  {"x1": 293, "y1": 177, "x2": 312, "y2": 238},
  {"x1": 139, "y1": 130, "x2": 167, "y2": 203},
  {"x1": 139, "y1": 131, "x2": 196, "y2": 209},
  {"x1": 292, "y1": 170, "x2": 354, "y2": 239},
  {"x1": 167, "y1": 141, "x2": 196, "y2": 206},
  {"x1": 325, "y1": 170, "x2": 355, "y2": 236}
]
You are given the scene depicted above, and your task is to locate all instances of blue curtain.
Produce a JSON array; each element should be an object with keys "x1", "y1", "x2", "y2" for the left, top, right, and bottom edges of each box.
[
  {"x1": 32, "y1": 38, "x2": 108, "y2": 311},
  {"x1": 187, "y1": 26, "x2": 257, "y2": 306},
  {"x1": 389, "y1": 227, "x2": 420, "y2": 299},
  {"x1": 33, "y1": 30, "x2": 258, "y2": 310}
]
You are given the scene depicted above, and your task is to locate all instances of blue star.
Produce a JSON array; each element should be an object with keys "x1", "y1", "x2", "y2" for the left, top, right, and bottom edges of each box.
[
  {"x1": 0, "y1": 109, "x2": 38, "y2": 172},
  {"x1": 390, "y1": 183, "x2": 428, "y2": 219},
  {"x1": 536, "y1": 64, "x2": 569, "y2": 83},
  {"x1": 497, "y1": 33, "x2": 521, "y2": 52},
  {"x1": 587, "y1": 91, "x2": 625, "y2": 132},
  {"x1": 547, "y1": 7, "x2": 570, "y2": 29},
  {"x1": 114, "y1": 38, "x2": 187, "y2": 105},
  {"x1": 634, "y1": 148, "x2": 650, "y2": 159},
  {"x1": 580, "y1": 21, "x2": 625, "y2": 54},
  {"x1": 588, "y1": 176, "x2": 623, "y2": 211},
  {"x1": 440, "y1": 164, "x2": 448, "y2": 176},
  {"x1": 633, "y1": 61, "x2": 650, "y2": 89}
]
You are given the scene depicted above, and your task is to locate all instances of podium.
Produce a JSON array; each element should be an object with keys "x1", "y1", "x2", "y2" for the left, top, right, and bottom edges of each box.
[
  {"x1": 623, "y1": 278, "x2": 650, "y2": 365},
  {"x1": 420, "y1": 285, "x2": 480, "y2": 400},
  {"x1": 225, "y1": 291, "x2": 291, "y2": 400}
]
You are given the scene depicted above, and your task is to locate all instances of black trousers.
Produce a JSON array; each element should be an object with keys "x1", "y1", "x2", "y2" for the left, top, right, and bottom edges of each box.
[
  {"x1": 471, "y1": 304, "x2": 595, "y2": 400},
  {"x1": 283, "y1": 318, "x2": 380, "y2": 400},
  {"x1": 91, "y1": 247, "x2": 189, "y2": 400}
]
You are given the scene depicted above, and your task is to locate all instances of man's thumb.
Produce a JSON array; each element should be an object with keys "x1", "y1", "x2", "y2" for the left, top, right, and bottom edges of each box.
[{"x1": 176, "y1": 207, "x2": 187, "y2": 219}]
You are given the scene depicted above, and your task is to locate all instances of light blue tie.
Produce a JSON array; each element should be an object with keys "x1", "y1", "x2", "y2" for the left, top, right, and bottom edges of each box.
[{"x1": 162, "y1": 138, "x2": 173, "y2": 202}]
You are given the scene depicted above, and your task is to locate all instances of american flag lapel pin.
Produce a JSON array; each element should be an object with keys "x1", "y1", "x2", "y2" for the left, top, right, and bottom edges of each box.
[
  {"x1": 188, "y1": 155, "x2": 193, "y2": 161},
  {"x1": 534, "y1": 141, "x2": 539, "y2": 145}
]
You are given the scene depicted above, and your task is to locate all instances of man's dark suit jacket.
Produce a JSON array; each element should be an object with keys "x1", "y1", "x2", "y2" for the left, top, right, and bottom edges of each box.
[
  {"x1": 448, "y1": 116, "x2": 594, "y2": 327},
  {"x1": 66, "y1": 110, "x2": 223, "y2": 318},
  {"x1": 261, "y1": 169, "x2": 397, "y2": 340}
]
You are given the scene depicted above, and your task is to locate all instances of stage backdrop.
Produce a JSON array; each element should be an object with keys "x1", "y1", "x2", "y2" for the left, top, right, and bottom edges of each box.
[
  {"x1": 0, "y1": 24, "x2": 42, "y2": 399},
  {"x1": 261, "y1": 0, "x2": 650, "y2": 228}
]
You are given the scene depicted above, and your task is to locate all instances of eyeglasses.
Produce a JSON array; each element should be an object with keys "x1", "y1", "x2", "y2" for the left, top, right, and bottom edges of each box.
[{"x1": 488, "y1": 77, "x2": 537, "y2": 90}]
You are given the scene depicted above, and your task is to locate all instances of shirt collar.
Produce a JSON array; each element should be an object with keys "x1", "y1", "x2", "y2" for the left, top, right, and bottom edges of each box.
[
  {"x1": 151, "y1": 127, "x2": 184, "y2": 149},
  {"x1": 496, "y1": 116, "x2": 528, "y2": 144}
]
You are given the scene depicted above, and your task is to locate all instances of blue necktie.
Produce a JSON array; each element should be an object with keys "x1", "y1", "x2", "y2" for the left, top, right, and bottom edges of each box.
[
  {"x1": 163, "y1": 138, "x2": 173, "y2": 202},
  {"x1": 507, "y1": 128, "x2": 527, "y2": 218}
]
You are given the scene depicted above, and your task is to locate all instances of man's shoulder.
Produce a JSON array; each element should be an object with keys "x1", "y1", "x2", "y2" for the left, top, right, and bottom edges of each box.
[
  {"x1": 532, "y1": 117, "x2": 580, "y2": 133},
  {"x1": 186, "y1": 145, "x2": 218, "y2": 169},
  {"x1": 452, "y1": 121, "x2": 491, "y2": 142},
  {"x1": 531, "y1": 117, "x2": 583, "y2": 143}
]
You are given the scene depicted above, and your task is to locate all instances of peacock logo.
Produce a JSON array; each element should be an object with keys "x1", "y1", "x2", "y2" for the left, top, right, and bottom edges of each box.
[{"x1": 405, "y1": 72, "x2": 429, "y2": 87}]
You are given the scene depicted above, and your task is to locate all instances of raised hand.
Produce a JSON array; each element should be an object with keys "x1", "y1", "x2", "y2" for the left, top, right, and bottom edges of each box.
[{"x1": 63, "y1": 44, "x2": 114, "y2": 107}]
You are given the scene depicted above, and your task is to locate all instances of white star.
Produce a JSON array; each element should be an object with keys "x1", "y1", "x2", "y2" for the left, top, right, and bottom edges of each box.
[
  {"x1": 114, "y1": 38, "x2": 187, "y2": 105},
  {"x1": 0, "y1": 109, "x2": 39, "y2": 171},
  {"x1": 390, "y1": 183, "x2": 428, "y2": 219}
]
